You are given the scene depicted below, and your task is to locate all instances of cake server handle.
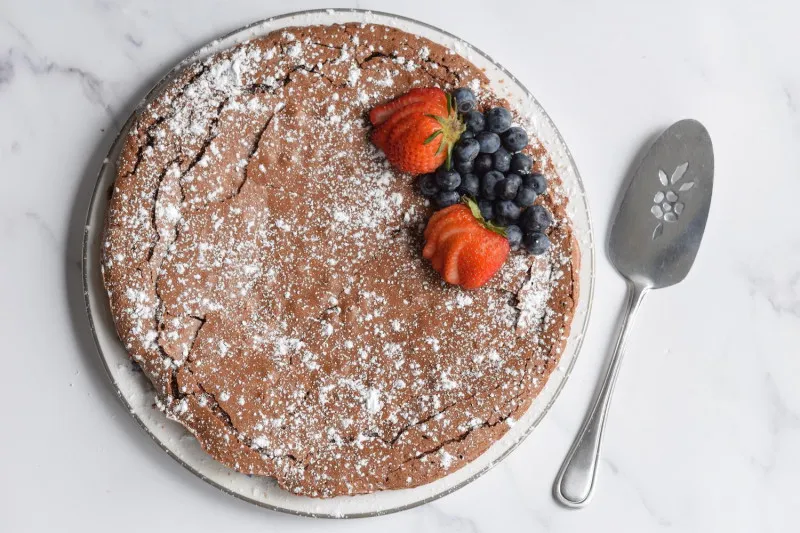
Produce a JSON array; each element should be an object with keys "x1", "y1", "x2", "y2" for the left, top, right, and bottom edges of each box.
[{"x1": 553, "y1": 281, "x2": 648, "y2": 508}]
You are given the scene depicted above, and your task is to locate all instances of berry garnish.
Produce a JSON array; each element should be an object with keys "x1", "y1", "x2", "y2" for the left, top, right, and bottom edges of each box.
[
  {"x1": 492, "y1": 147, "x2": 511, "y2": 172},
  {"x1": 519, "y1": 204, "x2": 553, "y2": 232},
  {"x1": 480, "y1": 170, "x2": 503, "y2": 200},
  {"x1": 509, "y1": 153, "x2": 532, "y2": 174},
  {"x1": 435, "y1": 168, "x2": 461, "y2": 191},
  {"x1": 501, "y1": 126, "x2": 529, "y2": 152},
  {"x1": 369, "y1": 87, "x2": 446, "y2": 126},
  {"x1": 478, "y1": 199, "x2": 494, "y2": 221},
  {"x1": 495, "y1": 173, "x2": 522, "y2": 200},
  {"x1": 452, "y1": 87, "x2": 477, "y2": 113},
  {"x1": 423, "y1": 201, "x2": 510, "y2": 289},
  {"x1": 473, "y1": 153, "x2": 493, "y2": 176},
  {"x1": 453, "y1": 137, "x2": 480, "y2": 162},
  {"x1": 369, "y1": 88, "x2": 465, "y2": 175},
  {"x1": 485, "y1": 107, "x2": 512, "y2": 133},
  {"x1": 505, "y1": 224, "x2": 523, "y2": 249},
  {"x1": 476, "y1": 131, "x2": 501, "y2": 153},
  {"x1": 454, "y1": 159, "x2": 474, "y2": 175},
  {"x1": 417, "y1": 173, "x2": 439, "y2": 198},
  {"x1": 522, "y1": 231, "x2": 551, "y2": 255},
  {"x1": 494, "y1": 200, "x2": 521, "y2": 226},
  {"x1": 524, "y1": 172, "x2": 548, "y2": 194},
  {"x1": 458, "y1": 173, "x2": 480, "y2": 197},
  {"x1": 514, "y1": 186, "x2": 537, "y2": 207},
  {"x1": 463, "y1": 110, "x2": 485, "y2": 133},
  {"x1": 435, "y1": 190, "x2": 461, "y2": 208}
]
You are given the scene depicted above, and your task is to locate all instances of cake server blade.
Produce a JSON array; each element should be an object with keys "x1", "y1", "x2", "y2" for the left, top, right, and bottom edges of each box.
[{"x1": 553, "y1": 119, "x2": 714, "y2": 507}]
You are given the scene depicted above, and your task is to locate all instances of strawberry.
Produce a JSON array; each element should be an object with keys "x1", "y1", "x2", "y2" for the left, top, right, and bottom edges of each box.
[
  {"x1": 369, "y1": 87, "x2": 464, "y2": 175},
  {"x1": 369, "y1": 87, "x2": 446, "y2": 126},
  {"x1": 423, "y1": 200, "x2": 510, "y2": 289},
  {"x1": 372, "y1": 99, "x2": 446, "y2": 151}
]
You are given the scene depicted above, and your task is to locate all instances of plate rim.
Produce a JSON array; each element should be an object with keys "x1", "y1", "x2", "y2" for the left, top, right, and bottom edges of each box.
[{"x1": 82, "y1": 7, "x2": 595, "y2": 519}]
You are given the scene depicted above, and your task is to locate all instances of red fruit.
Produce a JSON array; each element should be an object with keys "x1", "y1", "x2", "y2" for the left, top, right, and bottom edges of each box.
[
  {"x1": 369, "y1": 87, "x2": 446, "y2": 126},
  {"x1": 372, "y1": 99, "x2": 446, "y2": 151},
  {"x1": 369, "y1": 87, "x2": 464, "y2": 175},
  {"x1": 423, "y1": 204, "x2": 510, "y2": 289}
]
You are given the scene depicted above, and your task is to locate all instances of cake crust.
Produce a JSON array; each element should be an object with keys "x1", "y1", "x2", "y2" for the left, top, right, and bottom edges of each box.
[{"x1": 102, "y1": 23, "x2": 580, "y2": 497}]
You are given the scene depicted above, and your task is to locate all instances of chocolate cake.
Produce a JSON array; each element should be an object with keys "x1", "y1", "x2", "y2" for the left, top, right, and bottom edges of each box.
[{"x1": 101, "y1": 22, "x2": 580, "y2": 498}]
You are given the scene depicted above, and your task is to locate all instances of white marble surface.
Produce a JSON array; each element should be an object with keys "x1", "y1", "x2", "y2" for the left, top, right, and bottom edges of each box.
[{"x1": 1, "y1": 0, "x2": 798, "y2": 531}]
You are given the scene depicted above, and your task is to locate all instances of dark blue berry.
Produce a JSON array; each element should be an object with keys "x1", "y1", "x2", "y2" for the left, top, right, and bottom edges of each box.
[
  {"x1": 452, "y1": 88, "x2": 477, "y2": 113},
  {"x1": 494, "y1": 200, "x2": 521, "y2": 225},
  {"x1": 435, "y1": 168, "x2": 461, "y2": 191},
  {"x1": 417, "y1": 173, "x2": 438, "y2": 197},
  {"x1": 452, "y1": 138, "x2": 480, "y2": 162},
  {"x1": 460, "y1": 130, "x2": 475, "y2": 139},
  {"x1": 495, "y1": 173, "x2": 522, "y2": 200},
  {"x1": 473, "y1": 153, "x2": 493, "y2": 176},
  {"x1": 514, "y1": 186, "x2": 537, "y2": 207},
  {"x1": 454, "y1": 159, "x2": 473, "y2": 175},
  {"x1": 505, "y1": 225, "x2": 522, "y2": 249},
  {"x1": 523, "y1": 172, "x2": 548, "y2": 194},
  {"x1": 458, "y1": 173, "x2": 480, "y2": 197},
  {"x1": 478, "y1": 199, "x2": 494, "y2": 221},
  {"x1": 523, "y1": 231, "x2": 551, "y2": 255},
  {"x1": 480, "y1": 170, "x2": 503, "y2": 200},
  {"x1": 519, "y1": 204, "x2": 553, "y2": 231},
  {"x1": 493, "y1": 147, "x2": 511, "y2": 172},
  {"x1": 509, "y1": 153, "x2": 532, "y2": 174},
  {"x1": 435, "y1": 190, "x2": 461, "y2": 208},
  {"x1": 485, "y1": 107, "x2": 512, "y2": 133},
  {"x1": 501, "y1": 127, "x2": 529, "y2": 152},
  {"x1": 463, "y1": 110, "x2": 485, "y2": 133},
  {"x1": 476, "y1": 131, "x2": 501, "y2": 153}
]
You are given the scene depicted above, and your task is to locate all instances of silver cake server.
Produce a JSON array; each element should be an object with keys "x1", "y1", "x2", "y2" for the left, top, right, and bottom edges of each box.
[{"x1": 553, "y1": 119, "x2": 714, "y2": 507}]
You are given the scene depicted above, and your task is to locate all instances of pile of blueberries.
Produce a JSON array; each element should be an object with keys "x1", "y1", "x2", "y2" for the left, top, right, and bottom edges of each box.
[{"x1": 417, "y1": 88, "x2": 553, "y2": 255}]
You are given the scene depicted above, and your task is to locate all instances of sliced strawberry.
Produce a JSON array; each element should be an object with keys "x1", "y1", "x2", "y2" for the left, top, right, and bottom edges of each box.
[
  {"x1": 369, "y1": 87, "x2": 446, "y2": 126},
  {"x1": 421, "y1": 202, "x2": 510, "y2": 289},
  {"x1": 372, "y1": 99, "x2": 446, "y2": 150},
  {"x1": 457, "y1": 230, "x2": 510, "y2": 289},
  {"x1": 441, "y1": 232, "x2": 473, "y2": 285}
]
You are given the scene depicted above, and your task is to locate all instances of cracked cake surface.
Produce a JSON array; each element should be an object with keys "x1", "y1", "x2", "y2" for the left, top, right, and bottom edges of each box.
[{"x1": 101, "y1": 22, "x2": 580, "y2": 498}]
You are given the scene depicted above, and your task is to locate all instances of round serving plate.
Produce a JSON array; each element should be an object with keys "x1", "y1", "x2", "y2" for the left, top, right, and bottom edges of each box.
[{"x1": 82, "y1": 8, "x2": 595, "y2": 518}]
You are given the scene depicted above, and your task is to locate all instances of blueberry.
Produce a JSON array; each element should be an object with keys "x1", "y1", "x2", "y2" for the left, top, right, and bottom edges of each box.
[
  {"x1": 435, "y1": 168, "x2": 461, "y2": 191},
  {"x1": 435, "y1": 190, "x2": 461, "y2": 209},
  {"x1": 460, "y1": 130, "x2": 475, "y2": 139},
  {"x1": 514, "y1": 186, "x2": 537, "y2": 207},
  {"x1": 485, "y1": 107, "x2": 512, "y2": 133},
  {"x1": 417, "y1": 173, "x2": 438, "y2": 198},
  {"x1": 519, "y1": 204, "x2": 553, "y2": 232},
  {"x1": 454, "y1": 159, "x2": 474, "y2": 175},
  {"x1": 509, "y1": 153, "x2": 532, "y2": 174},
  {"x1": 501, "y1": 127, "x2": 529, "y2": 152},
  {"x1": 495, "y1": 173, "x2": 522, "y2": 200},
  {"x1": 505, "y1": 225, "x2": 522, "y2": 249},
  {"x1": 522, "y1": 231, "x2": 551, "y2": 255},
  {"x1": 473, "y1": 153, "x2": 493, "y2": 176},
  {"x1": 463, "y1": 110, "x2": 485, "y2": 133},
  {"x1": 493, "y1": 147, "x2": 511, "y2": 172},
  {"x1": 480, "y1": 170, "x2": 503, "y2": 200},
  {"x1": 494, "y1": 200, "x2": 521, "y2": 225},
  {"x1": 452, "y1": 88, "x2": 477, "y2": 113},
  {"x1": 458, "y1": 173, "x2": 480, "y2": 198},
  {"x1": 452, "y1": 138, "x2": 480, "y2": 162},
  {"x1": 478, "y1": 199, "x2": 494, "y2": 221},
  {"x1": 523, "y1": 172, "x2": 548, "y2": 194},
  {"x1": 475, "y1": 131, "x2": 501, "y2": 153}
]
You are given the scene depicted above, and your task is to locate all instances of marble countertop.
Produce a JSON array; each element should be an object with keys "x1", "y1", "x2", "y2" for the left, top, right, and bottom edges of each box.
[{"x1": 2, "y1": 0, "x2": 798, "y2": 531}]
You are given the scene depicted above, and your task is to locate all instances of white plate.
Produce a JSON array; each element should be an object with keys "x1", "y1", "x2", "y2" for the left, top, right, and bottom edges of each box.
[{"x1": 82, "y1": 8, "x2": 595, "y2": 518}]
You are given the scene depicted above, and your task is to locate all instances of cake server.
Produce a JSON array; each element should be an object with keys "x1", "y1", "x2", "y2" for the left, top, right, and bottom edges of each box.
[{"x1": 553, "y1": 119, "x2": 714, "y2": 507}]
